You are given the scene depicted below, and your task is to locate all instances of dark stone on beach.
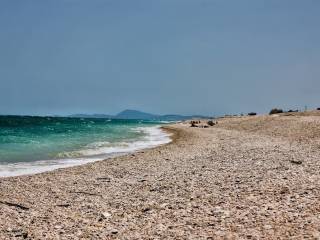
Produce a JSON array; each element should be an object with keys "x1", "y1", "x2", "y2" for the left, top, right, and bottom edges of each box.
[
  {"x1": 96, "y1": 177, "x2": 111, "y2": 182},
  {"x1": 290, "y1": 159, "x2": 302, "y2": 165},
  {"x1": 23, "y1": 232, "x2": 28, "y2": 239},
  {"x1": 142, "y1": 207, "x2": 151, "y2": 213},
  {"x1": 0, "y1": 201, "x2": 29, "y2": 210},
  {"x1": 137, "y1": 178, "x2": 147, "y2": 182},
  {"x1": 111, "y1": 229, "x2": 118, "y2": 234},
  {"x1": 248, "y1": 112, "x2": 257, "y2": 116},
  {"x1": 12, "y1": 229, "x2": 28, "y2": 239},
  {"x1": 280, "y1": 187, "x2": 290, "y2": 194},
  {"x1": 98, "y1": 212, "x2": 111, "y2": 222},
  {"x1": 317, "y1": 108, "x2": 320, "y2": 111},
  {"x1": 56, "y1": 204, "x2": 70, "y2": 208}
]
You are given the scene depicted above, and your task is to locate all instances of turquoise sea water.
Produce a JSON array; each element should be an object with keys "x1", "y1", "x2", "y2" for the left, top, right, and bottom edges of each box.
[{"x1": 0, "y1": 116, "x2": 171, "y2": 177}]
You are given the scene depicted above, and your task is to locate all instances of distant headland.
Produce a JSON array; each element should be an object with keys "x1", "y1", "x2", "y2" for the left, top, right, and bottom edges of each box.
[{"x1": 68, "y1": 109, "x2": 210, "y2": 121}]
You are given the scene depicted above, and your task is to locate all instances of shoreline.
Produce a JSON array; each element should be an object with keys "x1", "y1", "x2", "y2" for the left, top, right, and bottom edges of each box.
[
  {"x1": 0, "y1": 125, "x2": 173, "y2": 178},
  {"x1": 1, "y1": 112, "x2": 320, "y2": 239}
]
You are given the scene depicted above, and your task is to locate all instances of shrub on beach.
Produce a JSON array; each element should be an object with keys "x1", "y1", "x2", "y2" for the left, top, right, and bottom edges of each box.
[
  {"x1": 248, "y1": 112, "x2": 257, "y2": 116},
  {"x1": 269, "y1": 108, "x2": 283, "y2": 115}
]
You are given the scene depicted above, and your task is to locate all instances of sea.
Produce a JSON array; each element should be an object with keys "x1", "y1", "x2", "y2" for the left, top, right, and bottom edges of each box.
[{"x1": 0, "y1": 116, "x2": 171, "y2": 177}]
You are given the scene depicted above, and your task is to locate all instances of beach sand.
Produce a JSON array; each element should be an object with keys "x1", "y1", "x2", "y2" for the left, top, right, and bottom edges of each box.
[{"x1": 1, "y1": 111, "x2": 320, "y2": 239}]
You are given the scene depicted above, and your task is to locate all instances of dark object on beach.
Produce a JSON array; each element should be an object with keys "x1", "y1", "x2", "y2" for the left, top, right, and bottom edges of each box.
[
  {"x1": 56, "y1": 203, "x2": 71, "y2": 207},
  {"x1": 280, "y1": 187, "x2": 290, "y2": 194},
  {"x1": 269, "y1": 108, "x2": 283, "y2": 115},
  {"x1": 11, "y1": 229, "x2": 28, "y2": 239},
  {"x1": 317, "y1": 108, "x2": 320, "y2": 111},
  {"x1": 142, "y1": 207, "x2": 151, "y2": 213},
  {"x1": 111, "y1": 229, "x2": 118, "y2": 235},
  {"x1": 96, "y1": 177, "x2": 111, "y2": 182},
  {"x1": 190, "y1": 120, "x2": 200, "y2": 127},
  {"x1": 190, "y1": 120, "x2": 200, "y2": 124},
  {"x1": 137, "y1": 178, "x2": 147, "y2": 182},
  {"x1": 248, "y1": 112, "x2": 257, "y2": 116},
  {"x1": 288, "y1": 109, "x2": 298, "y2": 113},
  {"x1": 290, "y1": 159, "x2": 302, "y2": 165},
  {"x1": 207, "y1": 120, "x2": 215, "y2": 126},
  {"x1": 70, "y1": 191, "x2": 102, "y2": 197},
  {"x1": 0, "y1": 201, "x2": 29, "y2": 210}
]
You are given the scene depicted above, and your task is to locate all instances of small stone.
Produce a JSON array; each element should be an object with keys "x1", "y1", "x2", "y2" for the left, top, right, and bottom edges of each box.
[
  {"x1": 137, "y1": 179, "x2": 147, "y2": 182},
  {"x1": 56, "y1": 203, "x2": 70, "y2": 207},
  {"x1": 98, "y1": 212, "x2": 112, "y2": 221},
  {"x1": 96, "y1": 177, "x2": 111, "y2": 182},
  {"x1": 280, "y1": 187, "x2": 290, "y2": 194},
  {"x1": 102, "y1": 212, "x2": 112, "y2": 218},
  {"x1": 142, "y1": 207, "x2": 151, "y2": 213},
  {"x1": 13, "y1": 230, "x2": 28, "y2": 239},
  {"x1": 290, "y1": 159, "x2": 302, "y2": 165},
  {"x1": 264, "y1": 225, "x2": 273, "y2": 230},
  {"x1": 111, "y1": 229, "x2": 118, "y2": 234}
]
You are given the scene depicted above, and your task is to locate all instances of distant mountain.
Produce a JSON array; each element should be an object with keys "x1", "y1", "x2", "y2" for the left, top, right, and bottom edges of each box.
[
  {"x1": 68, "y1": 110, "x2": 209, "y2": 121},
  {"x1": 115, "y1": 110, "x2": 210, "y2": 120}
]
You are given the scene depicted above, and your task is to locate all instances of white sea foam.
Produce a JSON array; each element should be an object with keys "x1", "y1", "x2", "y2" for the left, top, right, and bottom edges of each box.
[{"x1": 0, "y1": 126, "x2": 171, "y2": 177}]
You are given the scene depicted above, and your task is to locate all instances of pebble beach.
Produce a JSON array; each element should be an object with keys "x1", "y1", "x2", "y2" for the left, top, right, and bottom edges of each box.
[{"x1": 1, "y1": 111, "x2": 320, "y2": 239}]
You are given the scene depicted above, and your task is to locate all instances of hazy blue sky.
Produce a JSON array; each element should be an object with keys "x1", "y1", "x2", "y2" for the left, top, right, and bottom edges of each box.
[{"x1": 0, "y1": 0, "x2": 319, "y2": 116}]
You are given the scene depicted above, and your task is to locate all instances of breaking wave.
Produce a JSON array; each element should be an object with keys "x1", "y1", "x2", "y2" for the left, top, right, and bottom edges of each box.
[{"x1": 0, "y1": 126, "x2": 171, "y2": 177}]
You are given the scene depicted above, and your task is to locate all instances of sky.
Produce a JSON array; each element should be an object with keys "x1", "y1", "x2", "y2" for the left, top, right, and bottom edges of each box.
[{"x1": 0, "y1": 0, "x2": 319, "y2": 116}]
